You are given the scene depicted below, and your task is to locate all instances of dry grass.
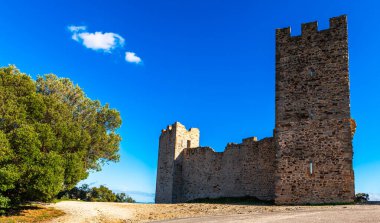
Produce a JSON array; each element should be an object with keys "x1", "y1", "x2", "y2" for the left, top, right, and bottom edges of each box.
[
  {"x1": 0, "y1": 205, "x2": 65, "y2": 223},
  {"x1": 126, "y1": 203, "x2": 365, "y2": 222}
]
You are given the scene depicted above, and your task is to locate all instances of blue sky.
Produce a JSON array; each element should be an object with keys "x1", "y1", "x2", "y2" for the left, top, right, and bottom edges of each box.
[{"x1": 0, "y1": 0, "x2": 379, "y2": 202}]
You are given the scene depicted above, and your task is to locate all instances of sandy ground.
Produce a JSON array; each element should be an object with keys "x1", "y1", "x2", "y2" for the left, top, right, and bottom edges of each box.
[
  {"x1": 47, "y1": 201, "x2": 380, "y2": 223},
  {"x1": 47, "y1": 201, "x2": 133, "y2": 223}
]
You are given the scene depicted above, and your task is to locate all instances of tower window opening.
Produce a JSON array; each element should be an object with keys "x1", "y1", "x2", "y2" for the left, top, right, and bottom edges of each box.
[
  {"x1": 308, "y1": 68, "x2": 316, "y2": 77},
  {"x1": 187, "y1": 140, "x2": 191, "y2": 148},
  {"x1": 309, "y1": 109, "x2": 315, "y2": 119},
  {"x1": 309, "y1": 161, "x2": 314, "y2": 175}
]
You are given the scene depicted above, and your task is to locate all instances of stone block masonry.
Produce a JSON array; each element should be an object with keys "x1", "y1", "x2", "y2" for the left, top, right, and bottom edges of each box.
[
  {"x1": 155, "y1": 15, "x2": 355, "y2": 204},
  {"x1": 155, "y1": 122, "x2": 199, "y2": 203},
  {"x1": 274, "y1": 15, "x2": 354, "y2": 204},
  {"x1": 181, "y1": 137, "x2": 276, "y2": 202}
]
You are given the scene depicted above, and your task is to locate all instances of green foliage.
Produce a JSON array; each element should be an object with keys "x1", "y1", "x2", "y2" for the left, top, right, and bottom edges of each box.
[
  {"x1": 0, "y1": 195, "x2": 10, "y2": 214},
  {"x1": 90, "y1": 185, "x2": 116, "y2": 202},
  {"x1": 57, "y1": 184, "x2": 135, "y2": 203},
  {"x1": 0, "y1": 66, "x2": 122, "y2": 211},
  {"x1": 116, "y1": 192, "x2": 135, "y2": 203},
  {"x1": 355, "y1": 193, "x2": 369, "y2": 203}
]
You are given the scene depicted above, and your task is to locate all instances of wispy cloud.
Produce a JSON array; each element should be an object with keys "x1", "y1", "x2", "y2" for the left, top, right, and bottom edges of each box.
[
  {"x1": 125, "y1": 52, "x2": 142, "y2": 64},
  {"x1": 369, "y1": 193, "x2": 380, "y2": 201},
  {"x1": 68, "y1": 25, "x2": 125, "y2": 52},
  {"x1": 68, "y1": 25, "x2": 86, "y2": 33}
]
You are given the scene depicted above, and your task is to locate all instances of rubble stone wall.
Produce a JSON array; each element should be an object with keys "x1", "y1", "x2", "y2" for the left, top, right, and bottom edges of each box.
[
  {"x1": 155, "y1": 122, "x2": 200, "y2": 203},
  {"x1": 180, "y1": 137, "x2": 276, "y2": 202},
  {"x1": 274, "y1": 15, "x2": 355, "y2": 204}
]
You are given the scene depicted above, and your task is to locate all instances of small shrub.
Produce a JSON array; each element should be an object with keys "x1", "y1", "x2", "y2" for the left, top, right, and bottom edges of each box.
[
  {"x1": 355, "y1": 193, "x2": 369, "y2": 203},
  {"x1": 116, "y1": 193, "x2": 136, "y2": 203},
  {"x1": 0, "y1": 195, "x2": 10, "y2": 215}
]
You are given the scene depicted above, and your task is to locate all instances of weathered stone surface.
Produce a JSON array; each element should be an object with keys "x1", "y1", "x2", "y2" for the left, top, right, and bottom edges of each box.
[
  {"x1": 155, "y1": 122, "x2": 200, "y2": 203},
  {"x1": 155, "y1": 15, "x2": 355, "y2": 205},
  {"x1": 181, "y1": 137, "x2": 276, "y2": 202},
  {"x1": 274, "y1": 15, "x2": 354, "y2": 204}
]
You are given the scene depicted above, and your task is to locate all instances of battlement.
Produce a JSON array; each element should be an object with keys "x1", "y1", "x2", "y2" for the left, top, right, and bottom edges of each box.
[
  {"x1": 161, "y1": 122, "x2": 199, "y2": 136},
  {"x1": 161, "y1": 122, "x2": 183, "y2": 133},
  {"x1": 276, "y1": 15, "x2": 347, "y2": 41},
  {"x1": 242, "y1": 136, "x2": 258, "y2": 144}
]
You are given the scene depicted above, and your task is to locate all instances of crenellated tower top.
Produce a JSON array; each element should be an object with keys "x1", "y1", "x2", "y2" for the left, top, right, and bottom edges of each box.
[{"x1": 276, "y1": 15, "x2": 347, "y2": 43}]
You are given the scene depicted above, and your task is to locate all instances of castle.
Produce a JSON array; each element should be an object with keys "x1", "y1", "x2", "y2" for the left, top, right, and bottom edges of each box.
[{"x1": 155, "y1": 15, "x2": 356, "y2": 205}]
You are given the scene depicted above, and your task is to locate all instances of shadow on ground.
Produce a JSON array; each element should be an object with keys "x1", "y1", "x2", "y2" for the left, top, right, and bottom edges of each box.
[
  {"x1": 186, "y1": 196, "x2": 273, "y2": 205},
  {"x1": 1, "y1": 205, "x2": 42, "y2": 216},
  {"x1": 186, "y1": 196, "x2": 380, "y2": 206}
]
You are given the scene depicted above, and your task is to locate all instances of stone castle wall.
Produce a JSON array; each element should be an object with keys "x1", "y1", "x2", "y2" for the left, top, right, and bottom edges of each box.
[
  {"x1": 155, "y1": 15, "x2": 355, "y2": 204},
  {"x1": 181, "y1": 137, "x2": 276, "y2": 202}
]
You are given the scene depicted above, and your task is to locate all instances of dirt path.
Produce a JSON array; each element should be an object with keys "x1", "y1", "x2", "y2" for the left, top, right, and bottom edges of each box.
[
  {"x1": 152, "y1": 205, "x2": 380, "y2": 223},
  {"x1": 48, "y1": 201, "x2": 380, "y2": 223},
  {"x1": 48, "y1": 201, "x2": 133, "y2": 223}
]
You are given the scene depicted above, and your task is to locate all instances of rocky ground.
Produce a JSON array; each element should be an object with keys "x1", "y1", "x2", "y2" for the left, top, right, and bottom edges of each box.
[{"x1": 47, "y1": 201, "x2": 380, "y2": 223}]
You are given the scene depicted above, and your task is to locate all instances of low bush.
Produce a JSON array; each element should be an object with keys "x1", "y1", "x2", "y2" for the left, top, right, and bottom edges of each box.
[
  {"x1": 0, "y1": 195, "x2": 10, "y2": 214},
  {"x1": 355, "y1": 193, "x2": 369, "y2": 203}
]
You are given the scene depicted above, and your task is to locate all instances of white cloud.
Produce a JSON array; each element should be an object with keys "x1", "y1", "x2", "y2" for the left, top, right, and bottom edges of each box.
[
  {"x1": 68, "y1": 25, "x2": 143, "y2": 64},
  {"x1": 77, "y1": 32, "x2": 124, "y2": 52},
  {"x1": 125, "y1": 51, "x2": 142, "y2": 64},
  {"x1": 68, "y1": 25, "x2": 124, "y2": 52}
]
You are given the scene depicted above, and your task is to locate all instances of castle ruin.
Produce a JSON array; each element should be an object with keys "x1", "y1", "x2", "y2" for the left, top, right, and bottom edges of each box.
[{"x1": 155, "y1": 15, "x2": 355, "y2": 205}]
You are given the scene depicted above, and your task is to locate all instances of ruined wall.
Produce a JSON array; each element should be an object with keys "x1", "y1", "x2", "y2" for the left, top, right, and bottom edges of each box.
[
  {"x1": 180, "y1": 137, "x2": 276, "y2": 202},
  {"x1": 155, "y1": 122, "x2": 199, "y2": 203},
  {"x1": 155, "y1": 125, "x2": 175, "y2": 203},
  {"x1": 274, "y1": 15, "x2": 355, "y2": 204}
]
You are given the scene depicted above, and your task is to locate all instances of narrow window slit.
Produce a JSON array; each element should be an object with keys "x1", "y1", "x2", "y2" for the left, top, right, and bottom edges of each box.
[
  {"x1": 309, "y1": 161, "x2": 314, "y2": 175},
  {"x1": 308, "y1": 68, "x2": 316, "y2": 77}
]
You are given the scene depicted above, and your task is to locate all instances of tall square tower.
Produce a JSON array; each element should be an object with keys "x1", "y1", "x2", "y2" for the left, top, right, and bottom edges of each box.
[{"x1": 274, "y1": 15, "x2": 355, "y2": 204}]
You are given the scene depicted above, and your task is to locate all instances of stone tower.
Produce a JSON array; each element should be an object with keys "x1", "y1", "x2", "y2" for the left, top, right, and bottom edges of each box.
[
  {"x1": 274, "y1": 15, "x2": 355, "y2": 204},
  {"x1": 155, "y1": 122, "x2": 200, "y2": 203}
]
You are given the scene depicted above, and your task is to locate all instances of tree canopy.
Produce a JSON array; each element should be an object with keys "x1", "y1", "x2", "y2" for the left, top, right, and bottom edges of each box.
[{"x1": 0, "y1": 65, "x2": 122, "y2": 210}]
